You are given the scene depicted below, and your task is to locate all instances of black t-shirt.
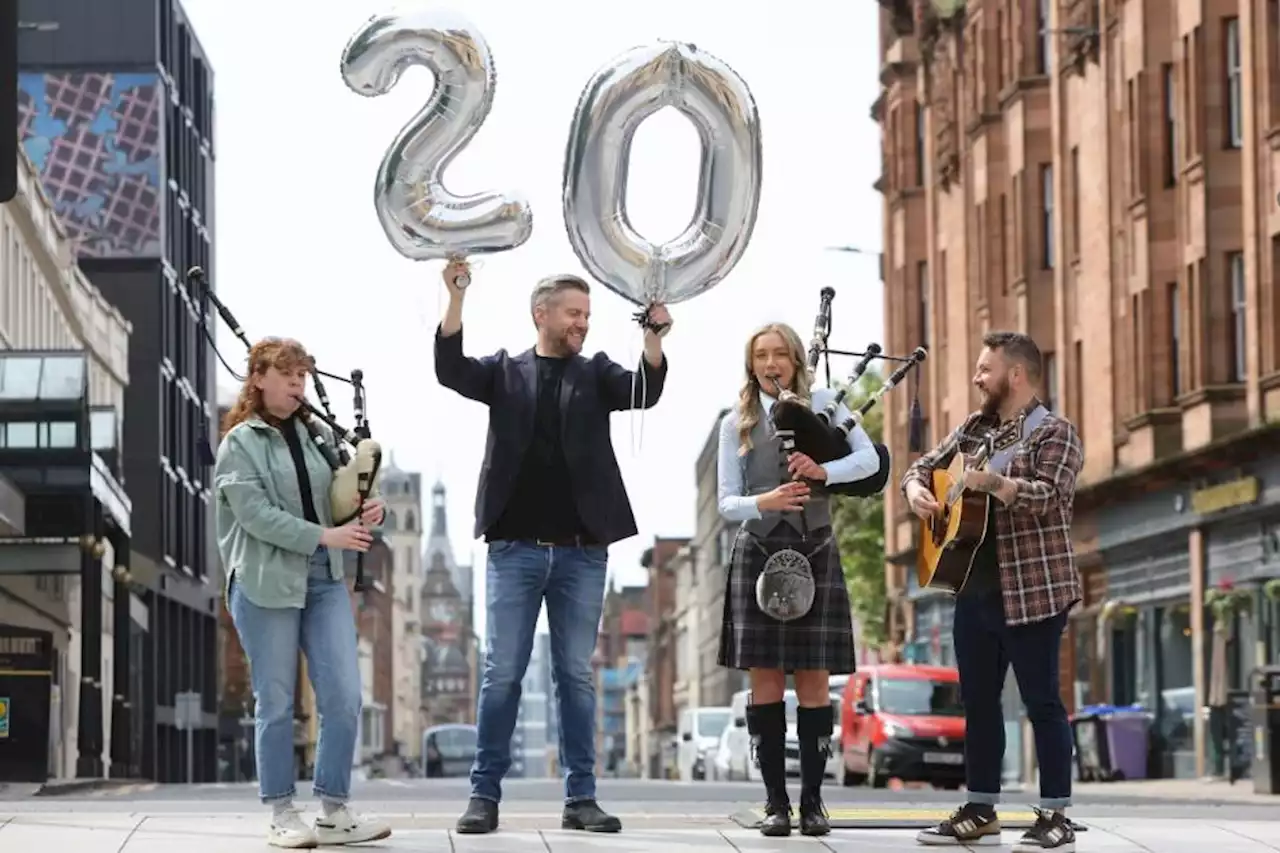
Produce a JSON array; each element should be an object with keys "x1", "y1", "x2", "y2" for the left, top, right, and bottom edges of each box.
[
  {"x1": 486, "y1": 355, "x2": 589, "y2": 542},
  {"x1": 959, "y1": 499, "x2": 1001, "y2": 599},
  {"x1": 279, "y1": 416, "x2": 320, "y2": 525}
]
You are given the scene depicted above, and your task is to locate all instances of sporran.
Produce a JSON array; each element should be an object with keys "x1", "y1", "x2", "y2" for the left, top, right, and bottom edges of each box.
[{"x1": 755, "y1": 545, "x2": 815, "y2": 622}]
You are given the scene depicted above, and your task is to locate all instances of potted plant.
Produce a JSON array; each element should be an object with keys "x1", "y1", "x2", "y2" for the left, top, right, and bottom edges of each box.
[
  {"x1": 1263, "y1": 578, "x2": 1280, "y2": 602},
  {"x1": 1205, "y1": 579, "x2": 1254, "y2": 630}
]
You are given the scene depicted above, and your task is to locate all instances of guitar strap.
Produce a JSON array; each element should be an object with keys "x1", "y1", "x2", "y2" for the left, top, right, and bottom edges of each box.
[{"x1": 986, "y1": 404, "x2": 1049, "y2": 474}]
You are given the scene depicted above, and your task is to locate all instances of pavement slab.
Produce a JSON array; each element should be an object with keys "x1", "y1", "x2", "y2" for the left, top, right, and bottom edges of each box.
[{"x1": 5, "y1": 812, "x2": 1280, "y2": 851}]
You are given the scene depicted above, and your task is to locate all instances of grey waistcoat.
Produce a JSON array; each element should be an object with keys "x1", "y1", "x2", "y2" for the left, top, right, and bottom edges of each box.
[{"x1": 740, "y1": 414, "x2": 832, "y2": 537}]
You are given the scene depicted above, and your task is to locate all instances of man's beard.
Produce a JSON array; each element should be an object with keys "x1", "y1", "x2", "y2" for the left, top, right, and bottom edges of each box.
[
  {"x1": 551, "y1": 328, "x2": 585, "y2": 354},
  {"x1": 979, "y1": 377, "x2": 1010, "y2": 417}
]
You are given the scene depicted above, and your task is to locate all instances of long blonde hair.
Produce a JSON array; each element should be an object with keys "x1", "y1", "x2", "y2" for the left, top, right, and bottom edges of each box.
[
  {"x1": 736, "y1": 322, "x2": 812, "y2": 456},
  {"x1": 220, "y1": 337, "x2": 316, "y2": 439}
]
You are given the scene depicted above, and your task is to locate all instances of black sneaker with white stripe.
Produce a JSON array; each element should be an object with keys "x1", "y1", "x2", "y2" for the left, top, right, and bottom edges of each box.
[
  {"x1": 915, "y1": 803, "x2": 1002, "y2": 846},
  {"x1": 1012, "y1": 808, "x2": 1075, "y2": 851}
]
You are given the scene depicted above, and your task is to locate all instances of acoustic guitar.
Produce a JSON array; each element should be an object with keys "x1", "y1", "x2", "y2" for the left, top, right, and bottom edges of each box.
[{"x1": 915, "y1": 421, "x2": 1020, "y2": 594}]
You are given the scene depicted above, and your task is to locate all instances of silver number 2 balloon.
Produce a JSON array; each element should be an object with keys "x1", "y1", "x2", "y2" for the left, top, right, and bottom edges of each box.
[
  {"x1": 563, "y1": 42, "x2": 763, "y2": 308},
  {"x1": 340, "y1": 10, "x2": 533, "y2": 287}
]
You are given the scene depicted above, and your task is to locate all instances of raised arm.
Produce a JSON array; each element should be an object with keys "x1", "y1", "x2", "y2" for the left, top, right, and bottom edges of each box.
[
  {"x1": 596, "y1": 351, "x2": 668, "y2": 412},
  {"x1": 434, "y1": 324, "x2": 499, "y2": 405},
  {"x1": 215, "y1": 428, "x2": 324, "y2": 555},
  {"x1": 716, "y1": 411, "x2": 762, "y2": 522}
]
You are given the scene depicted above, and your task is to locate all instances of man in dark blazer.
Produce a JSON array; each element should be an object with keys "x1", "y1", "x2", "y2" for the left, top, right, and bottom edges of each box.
[{"x1": 435, "y1": 259, "x2": 670, "y2": 835}]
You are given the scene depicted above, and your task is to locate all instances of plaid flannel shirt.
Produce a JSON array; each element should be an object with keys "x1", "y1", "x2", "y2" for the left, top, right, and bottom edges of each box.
[{"x1": 902, "y1": 402, "x2": 1084, "y2": 627}]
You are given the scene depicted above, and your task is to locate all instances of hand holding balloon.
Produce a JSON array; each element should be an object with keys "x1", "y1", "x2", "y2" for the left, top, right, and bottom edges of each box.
[{"x1": 442, "y1": 258, "x2": 472, "y2": 297}]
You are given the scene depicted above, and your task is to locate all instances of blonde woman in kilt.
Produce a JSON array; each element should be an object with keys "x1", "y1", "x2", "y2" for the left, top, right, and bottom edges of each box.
[{"x1": 716, "y1": 323, "x2": 881, "y2": 837}]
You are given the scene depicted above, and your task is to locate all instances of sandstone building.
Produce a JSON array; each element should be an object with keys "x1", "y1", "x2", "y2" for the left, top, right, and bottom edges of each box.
[{"x1": 876, "y1": 0, "x2": 1280, "y2": 780}]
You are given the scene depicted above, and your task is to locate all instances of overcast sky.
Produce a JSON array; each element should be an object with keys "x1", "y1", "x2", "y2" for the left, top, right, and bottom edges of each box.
[{"x1": 181, "y1": 0, "x2": 885, "y2": 638}]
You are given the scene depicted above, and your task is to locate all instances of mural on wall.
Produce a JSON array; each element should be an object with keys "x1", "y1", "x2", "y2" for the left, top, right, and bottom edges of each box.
[{"x1": 17, "y1": 72, "x2": 162, "y2": 258}]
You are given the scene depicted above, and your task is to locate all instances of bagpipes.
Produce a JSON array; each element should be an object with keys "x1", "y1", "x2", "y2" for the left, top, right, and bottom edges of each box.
[
  {"x1": 767, "y1": 286, "x2": 927, "y2": 498},
  {"x1": 188, "y1": 266, "x2": 383, "y2": 592}
]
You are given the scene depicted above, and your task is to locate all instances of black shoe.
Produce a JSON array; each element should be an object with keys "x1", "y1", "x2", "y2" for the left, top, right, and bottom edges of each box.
[
  {"x1": 455, "y1": 797, "x2": 499, "y2": 834},
  {"x1": 561, "y1": 799, "x2": 622, "y2": 833},
  {"x1": 915, "y1": 802, "x2": 1002, "y2": 846},
  {"x1": 759, "y1": 801, "x2": 792, "y2": 837},
  {"x1": 1012, "y1": 808, "x2": 1076, "y2": 851},
  {"x1": 796, "y1": 703, "x2": 833, "y2": 837},
  {"x1": 746, "y1": 699, "x2": 792, "y2": 837}
]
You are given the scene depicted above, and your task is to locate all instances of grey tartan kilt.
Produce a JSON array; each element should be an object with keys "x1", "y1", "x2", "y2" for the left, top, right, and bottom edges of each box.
[{"x1": 717, "y1": 520, "x2": 857, "y2": 675}]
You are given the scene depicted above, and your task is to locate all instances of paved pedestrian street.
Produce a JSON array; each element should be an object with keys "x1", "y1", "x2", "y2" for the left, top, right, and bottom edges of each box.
[{"x1": 4, "y1": 809, "x2": 1280, "y2": 851}]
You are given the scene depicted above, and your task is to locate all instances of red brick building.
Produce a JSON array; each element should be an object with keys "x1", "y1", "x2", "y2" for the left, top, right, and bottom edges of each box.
[
  {"x1": 876, "y1": 0, "x2": 1280, "y2": 781},
  {"x1": 641, "y1": 536, "x2": 690, "y2": 752}
]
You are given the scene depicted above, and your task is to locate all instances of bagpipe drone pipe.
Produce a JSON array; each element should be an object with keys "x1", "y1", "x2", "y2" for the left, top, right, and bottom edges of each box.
[
  {"x1": 189, "y1": 266, "x2": 382, "y2": 591},
  {"x1": 767, "y1": 286, "x2": 927, "y2": 498}
]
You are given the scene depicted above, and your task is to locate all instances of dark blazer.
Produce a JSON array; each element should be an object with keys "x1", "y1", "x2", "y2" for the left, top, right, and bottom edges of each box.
[{"x1": 434, "y1": 324, "x2": 668, "y2": 545}]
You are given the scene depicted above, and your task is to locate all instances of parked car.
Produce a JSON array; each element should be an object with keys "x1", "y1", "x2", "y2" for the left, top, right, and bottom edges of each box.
[
  {"x1": 677, "y1": 705, "x2": 732, "y2": 781},
  {"x1": 711, "y1": 690, "x2": 753, "y2": 781},
  {"x1": 422, "y1": 724, "x2": 477, "y2": 778},
  {"x1": 784, "y1": 691, "x2": 843, "y2": 779},
  {"x1": 840, "y1": 664, "x2": 965, "y2": 789}
]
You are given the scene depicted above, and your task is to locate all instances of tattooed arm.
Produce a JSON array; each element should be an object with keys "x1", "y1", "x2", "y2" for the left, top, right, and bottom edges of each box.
[{"x1": 964, "y1": 418, "x2": 1084, "y2": 515}]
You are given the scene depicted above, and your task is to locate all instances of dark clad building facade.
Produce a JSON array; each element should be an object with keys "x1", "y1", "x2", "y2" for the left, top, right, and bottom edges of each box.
[{"x1": 18, "y1": 0, "x2": 219, "y2": 782}]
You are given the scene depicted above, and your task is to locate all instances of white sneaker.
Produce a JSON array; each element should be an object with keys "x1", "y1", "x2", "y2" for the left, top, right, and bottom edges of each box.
[
  {"x1": 268, "y1": 806, "x2": 319, "y2": 848},
  {"x1": 314, "y1": 805, "x2": 393, "y2": 845}
]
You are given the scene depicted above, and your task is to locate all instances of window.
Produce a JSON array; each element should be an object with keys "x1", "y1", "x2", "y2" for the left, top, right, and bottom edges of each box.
[
  {"x1": 45, "y1": 422, "x2": 77, "y2": 448},
  {"x1": 0, "y1": 357, "x2": 41, "y2": 399},
  {"x1": 915, "y1": 103, "x2": 925, "y2": 186},
  {"x1": 1163, "y1": 63, "x2": 1178, "y2": 185},
  {"x1": 1041, "y1": 164, "x2": 1055, "y2": 269},
  {"x1": 1169, "y1": 281, "x2": 1182, "y2": 397},
  {"x1": 1036, "y1": 0, "x2": 1050, "y2": 74},
  {"x1": 90, "y1": 410, "x2": 118, "y2": 450},
  {"x1": 918, "y1": 261, "x2": 931, "y2": 350},
  {"x1": 1, "y1": 422, "x2": 37, "y2": 448},
  {"x1": 1226, "y1": 18, "x2": 1242, "y2": 148},
  {"x1": 1070, "y1": 147, "x2": 1080, "y2": 257},
  {"x1": 1229, "y1": 252, "x2": 1246, "y2": 381},
  {"x1": 1072, "y1": 340, "x2": 1084, "y2": 430},
  {"x1": 1043, "y1": 352, "x2": 1058, "y2": 411}
]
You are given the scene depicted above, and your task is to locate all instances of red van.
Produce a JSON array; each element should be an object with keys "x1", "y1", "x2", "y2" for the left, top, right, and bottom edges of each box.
[{"x1": 839, "y1": 664, "x2": 966, "y2": 789}]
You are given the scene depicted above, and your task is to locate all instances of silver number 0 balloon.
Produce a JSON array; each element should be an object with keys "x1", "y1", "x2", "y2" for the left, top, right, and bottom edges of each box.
[
  {"x1": 341, "y1": 10, "x2": 533, "y2": 288},
  {"x1": 563, "y1": 42, "x2": 763, "y2": 308}
]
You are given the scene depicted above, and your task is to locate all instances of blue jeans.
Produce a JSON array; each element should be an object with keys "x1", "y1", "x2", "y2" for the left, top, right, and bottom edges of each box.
[
  {"x1": 230, "y1": 548, "x2": 362, "y2": 804},
  {"x1": 470, "y1": 540, "x2": 609, "y2": 804},
  {"x1": 953, "y1": 592, "x2": 1073, "y2": 809}
]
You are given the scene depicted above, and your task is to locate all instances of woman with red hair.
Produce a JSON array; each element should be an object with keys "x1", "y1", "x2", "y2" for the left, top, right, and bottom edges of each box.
[{"x1": 216, "y1": 337, "x2": 389, "y2": 849}]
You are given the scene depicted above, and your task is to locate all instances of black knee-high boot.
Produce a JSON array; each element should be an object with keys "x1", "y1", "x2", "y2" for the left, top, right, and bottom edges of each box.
[
  {"x1": 796, "y1": 703, "x2": 833, "y2": 836},
  {"x1": 745, "y1": 700, "x2": 791, "y2": 836}
]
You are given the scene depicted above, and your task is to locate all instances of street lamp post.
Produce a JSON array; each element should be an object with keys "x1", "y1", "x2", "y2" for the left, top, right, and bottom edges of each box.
[{"x1": 826, "y1": 244, "x2": 885, "y2": 281}]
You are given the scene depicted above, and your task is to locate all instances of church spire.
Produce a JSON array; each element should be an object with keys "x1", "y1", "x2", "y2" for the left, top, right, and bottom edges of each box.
[{"x1": 431, "y1": 479, "x2": 447, "y2": 537}]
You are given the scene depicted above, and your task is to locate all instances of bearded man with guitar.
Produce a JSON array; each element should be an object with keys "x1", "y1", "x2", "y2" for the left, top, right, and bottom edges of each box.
[{"x1": 902, "y1": 332, "x2": 1083, "y2": 852}]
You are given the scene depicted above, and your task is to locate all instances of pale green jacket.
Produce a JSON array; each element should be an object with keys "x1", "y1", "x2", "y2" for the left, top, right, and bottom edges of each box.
[{"x1": 214, "y1": 414, "x2": 344, "y2": 609}]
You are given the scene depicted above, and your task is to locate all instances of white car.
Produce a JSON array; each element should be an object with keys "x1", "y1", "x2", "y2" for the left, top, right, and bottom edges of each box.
[
  {"x1": 783, "y1": 691, "x2": 842, "y2": 779},
  {"x1": 677, "y1": 705, "x2": 733, "y2": 781}
]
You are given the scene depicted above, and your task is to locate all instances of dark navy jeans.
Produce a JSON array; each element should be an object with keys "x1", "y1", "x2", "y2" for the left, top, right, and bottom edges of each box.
[
  {"x1": 952, "y1": 592, "x2": 1073, "y2": 809},
  {"x1": 469, "y1": 541, "x2": 609, "y2": 804}
]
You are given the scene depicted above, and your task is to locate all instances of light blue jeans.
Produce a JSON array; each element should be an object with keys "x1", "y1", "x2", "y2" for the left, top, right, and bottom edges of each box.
[
  {"x1": 230, "y1": 548, "x2": 362, "y2": 804},
  {"x1": 470, "y1": 541, "x2": 609, "y2": 804}
]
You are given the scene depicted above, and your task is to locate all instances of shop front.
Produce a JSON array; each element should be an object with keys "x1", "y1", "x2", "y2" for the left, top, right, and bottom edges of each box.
[{"x1": 1085, "y1": 451, "x2": 1280, "y2": 780}]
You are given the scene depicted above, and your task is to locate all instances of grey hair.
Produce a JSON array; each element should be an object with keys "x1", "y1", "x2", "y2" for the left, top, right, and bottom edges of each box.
[{"x1": 530, "y1": 274, "x2": 591, "y2": 324}]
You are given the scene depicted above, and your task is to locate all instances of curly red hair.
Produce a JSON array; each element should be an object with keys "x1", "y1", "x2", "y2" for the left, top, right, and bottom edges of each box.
[{"x1": 219, "y1": 337, "x2": 316, "y2": 439}]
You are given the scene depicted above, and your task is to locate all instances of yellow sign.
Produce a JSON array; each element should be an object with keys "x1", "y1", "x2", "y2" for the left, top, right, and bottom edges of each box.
[
  {"x1": 0, "y1": 697, "x2": 9, "y2": 739},
  {"x1": 1191, "y1": 477, "x2": 1259, "y2": 515}
]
